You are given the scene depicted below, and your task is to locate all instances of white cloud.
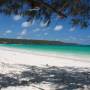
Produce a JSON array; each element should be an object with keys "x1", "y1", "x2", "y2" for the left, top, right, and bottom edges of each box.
[
  {"x1": 87, "y1": 36, "x2": 90, "y2": 38},
  {"x1": 44, "y1": 32, "x2": 48, "y2": 36},
  {"x1": 69, "y1": 36, "x2": 77, "y2": 41},
  {"x1": 70, "y1": 27, "x2": 76, "y2": 31},
  {"x1": 54, "y1": 25, "x2": 63, "y2": 31},
  {"x1": 55, "y1": 39, "x2": 59, "y2": 41},
  {"x1": 13, "y1": 15, "x2": 22, "y2": 21},
  {"x1": 40, "y1": 20, "x2": 49, "y2": 27},
  {"x1": 21, "y1": 21, "x2": 31, "y2": 28},
  {"x1": 17, "y1": 36, "x2": 22, "y2": 39},
  {"x1": 79, "y1": 38, "x2": 84, "y2": 41},
  {"x1": 20, "y1": 29, "x2": 27, "y2": 36},
  {"x1": 6, "y1": 30, "x2": 12, "y2": 34},
  {"x1": 3, "y1": 30, "x2": 12, "y2": 35},
  {"x1": 33, "y1": 28, "x2": 40, "y2": 32}
]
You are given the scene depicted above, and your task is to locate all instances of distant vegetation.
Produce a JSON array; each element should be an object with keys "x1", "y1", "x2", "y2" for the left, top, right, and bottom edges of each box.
[{"x1": 0, "y1": 38, "x2": 78, "y2": 45}]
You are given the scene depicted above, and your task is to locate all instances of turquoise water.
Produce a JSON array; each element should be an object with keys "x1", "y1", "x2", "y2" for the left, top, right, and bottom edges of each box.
[{"x1": 0, "y1": 44, "x2": 90, "y2": 55}]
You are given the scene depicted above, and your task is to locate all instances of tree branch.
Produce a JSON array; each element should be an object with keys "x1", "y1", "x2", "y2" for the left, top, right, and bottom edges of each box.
[{"x1": 29, "y1": 0, "x2": 67, "y2": 18}]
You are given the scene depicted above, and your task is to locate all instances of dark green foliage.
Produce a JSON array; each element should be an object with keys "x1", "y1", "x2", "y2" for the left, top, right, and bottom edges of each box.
[
  {"x1": 0, "y1": 0, "x2": 90, "y2": 28},
  {"x1": 0, "y1": 38, "x2": 78, "y2": 45}
]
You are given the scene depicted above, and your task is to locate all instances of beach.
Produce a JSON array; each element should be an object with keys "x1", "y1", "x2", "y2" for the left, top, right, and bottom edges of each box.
[
  {"x1": 0, "y1": 46, "x2": 90, "y2": 90},
  {"x1": 0, "y1": 46, "x2": 90, "y2": 68}
]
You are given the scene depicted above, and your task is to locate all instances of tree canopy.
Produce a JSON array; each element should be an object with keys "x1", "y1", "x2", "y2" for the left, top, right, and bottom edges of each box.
[{"x1": 0, "y1": 0, "x2": 90, "y2": 28}]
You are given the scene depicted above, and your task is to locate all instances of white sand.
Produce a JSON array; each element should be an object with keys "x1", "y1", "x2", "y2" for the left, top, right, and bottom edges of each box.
[
  {"x1": 0, "y1": 46, "x2": 90, "y2": 90},
  {"x1": 0, "y1": 46, "x2": 90, "y2": 68}
]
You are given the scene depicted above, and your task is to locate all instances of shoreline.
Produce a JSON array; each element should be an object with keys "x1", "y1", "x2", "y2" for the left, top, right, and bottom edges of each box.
[
  {"x1": 0, "y1": 46, "x2": 90, "y2": 62},
  {"x1": 0, "y1": 46, "x2": 90, "y2": 90},
  {"x1": 0, "y1": 46, "x2": 90, "y2": 67}
]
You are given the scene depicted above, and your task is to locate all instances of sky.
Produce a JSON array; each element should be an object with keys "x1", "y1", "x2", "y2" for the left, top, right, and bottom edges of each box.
[{"x1": 0, "y1": 14, "x2": 90, "y2": 45}]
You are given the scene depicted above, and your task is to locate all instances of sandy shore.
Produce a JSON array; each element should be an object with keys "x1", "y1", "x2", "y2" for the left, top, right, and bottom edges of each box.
[
  {"x1": 0, "y1": 46, "x2": 90, "y2": 68},
  {"x1": 0, "y1": 46, "x2": 90, "y2": 90}
]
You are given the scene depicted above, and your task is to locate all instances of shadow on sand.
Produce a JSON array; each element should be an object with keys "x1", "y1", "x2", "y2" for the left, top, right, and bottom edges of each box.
[{"x1": 0, "y1": 64, "x2": 90, "y2": 90}]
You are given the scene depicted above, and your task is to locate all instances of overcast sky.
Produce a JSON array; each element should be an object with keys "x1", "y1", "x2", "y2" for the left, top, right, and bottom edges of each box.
[{"x1": 0, "y1": 14, "x2": 90, "y2": 45}]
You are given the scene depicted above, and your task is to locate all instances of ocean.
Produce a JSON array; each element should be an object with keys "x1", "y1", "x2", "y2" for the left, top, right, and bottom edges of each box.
[{"x1": 0, "y1": 44, "x2": 90, "y2": 56}]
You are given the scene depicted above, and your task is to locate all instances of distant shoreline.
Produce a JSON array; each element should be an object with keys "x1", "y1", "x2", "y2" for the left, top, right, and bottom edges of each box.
[{"x1": 0, "y1": 38, "x2": 79, "y2": 45}]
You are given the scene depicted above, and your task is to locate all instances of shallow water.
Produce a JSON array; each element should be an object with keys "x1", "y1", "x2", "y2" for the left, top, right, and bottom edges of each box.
[{"x1": 0, "y1": 44, "x2": 90, "y2": 56}]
